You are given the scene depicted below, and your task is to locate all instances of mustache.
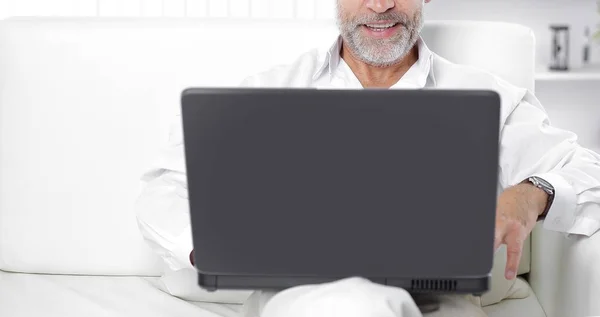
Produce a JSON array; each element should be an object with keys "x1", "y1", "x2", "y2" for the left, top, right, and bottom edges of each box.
[{"x1": 348, "y1": 12, "x2": 411, "y2": 27}]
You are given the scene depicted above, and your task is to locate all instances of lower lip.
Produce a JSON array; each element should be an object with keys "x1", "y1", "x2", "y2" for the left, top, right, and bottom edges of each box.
[{"x1": 361, "y1": 23, "x2": 401, "y2": 39}]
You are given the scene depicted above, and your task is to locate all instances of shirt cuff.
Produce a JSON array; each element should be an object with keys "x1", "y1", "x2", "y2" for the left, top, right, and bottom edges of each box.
[
  {"x1": 532, "y1": 173, "x2": 578, "y2": 233},
  {"x1": 567, "y1": 217, "x2": 600, "y2": 237}
]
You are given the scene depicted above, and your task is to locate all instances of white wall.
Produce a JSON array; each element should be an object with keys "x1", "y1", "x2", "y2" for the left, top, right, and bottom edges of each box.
[{"x1": 0, "y1": 0, "x2": 336, "y2": 19}]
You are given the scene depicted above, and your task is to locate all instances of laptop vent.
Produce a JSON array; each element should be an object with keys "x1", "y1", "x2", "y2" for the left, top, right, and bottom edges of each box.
[{"x1": 410, "y1": 279, "x2": 457, "y2": 292}]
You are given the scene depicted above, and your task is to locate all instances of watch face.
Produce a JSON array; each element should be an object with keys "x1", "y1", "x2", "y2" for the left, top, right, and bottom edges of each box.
[
  {"x1": 536, "y1": 177, "x2": 550, "y2": 187},
  {"x1": 532, "y1": 177, "x2": 554, "y2": 194}
]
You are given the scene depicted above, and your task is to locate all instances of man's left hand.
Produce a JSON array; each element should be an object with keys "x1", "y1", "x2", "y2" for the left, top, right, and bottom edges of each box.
[{"x1": 494, "y1": 182, "x2": 548, "y2": 280}]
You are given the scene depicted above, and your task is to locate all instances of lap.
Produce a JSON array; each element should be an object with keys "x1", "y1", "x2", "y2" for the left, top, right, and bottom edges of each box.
[{"x1": 240, "y1": 278, "x2": 487, "y2": 317}]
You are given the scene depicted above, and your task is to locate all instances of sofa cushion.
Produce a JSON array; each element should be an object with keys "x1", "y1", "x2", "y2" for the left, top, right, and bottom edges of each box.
[
  {"x1": 483, "y1": 280, "x2": 546, "y2": 317},
  {"x1": 0, "y1": 270, "x2": 242, "y2": 317},
  {"x1": 0, "y1": 270, "x2": 544, "y2": 317}
]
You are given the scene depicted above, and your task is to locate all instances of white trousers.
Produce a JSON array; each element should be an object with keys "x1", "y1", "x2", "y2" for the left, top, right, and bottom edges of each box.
[{"x1": 241, "y1": 277, "x2": 487, "y2": 317}]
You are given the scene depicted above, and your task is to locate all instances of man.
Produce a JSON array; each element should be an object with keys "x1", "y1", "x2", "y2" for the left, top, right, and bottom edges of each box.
[{"x1": 135, "y1": 0, "x2": 600, "y2": 316}]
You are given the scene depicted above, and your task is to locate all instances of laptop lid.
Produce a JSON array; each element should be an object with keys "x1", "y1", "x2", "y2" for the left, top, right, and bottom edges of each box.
[{"x1": 181, "y1": 88, "x2": 500, "y2": 294}]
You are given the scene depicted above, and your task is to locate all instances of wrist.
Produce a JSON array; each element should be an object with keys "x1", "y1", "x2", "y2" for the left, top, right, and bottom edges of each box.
[
  {"x1": 518, "y1": 179, "x2": 553, "y2": 217},
  {"x1": 526, "y1": 184, "x2": 550, "y2": 216}
]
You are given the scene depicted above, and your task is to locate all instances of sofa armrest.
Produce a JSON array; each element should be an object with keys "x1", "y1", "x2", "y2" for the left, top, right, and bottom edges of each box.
[{"x1": 529, "y1": 223, "x2": 600, "y2": 317}]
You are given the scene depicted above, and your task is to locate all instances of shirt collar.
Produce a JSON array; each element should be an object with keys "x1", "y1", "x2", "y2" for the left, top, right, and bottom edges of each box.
[
  {"x1": 312, "y1": 35, "x2": 437, "y2": 88},
  {"x1": 312, "y1": 36, "x2": 344, "y2": 82}
]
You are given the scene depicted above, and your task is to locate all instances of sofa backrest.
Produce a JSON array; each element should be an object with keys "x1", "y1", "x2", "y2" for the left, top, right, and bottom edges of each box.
[{"x1": 0, "y1": 18, "x2": 535, "y2": 276}]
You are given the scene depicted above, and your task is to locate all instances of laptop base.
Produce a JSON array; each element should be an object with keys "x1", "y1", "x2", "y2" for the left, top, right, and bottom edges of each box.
[{"x1": 198, "y1": 273, "x2": 490, "y2": 294}]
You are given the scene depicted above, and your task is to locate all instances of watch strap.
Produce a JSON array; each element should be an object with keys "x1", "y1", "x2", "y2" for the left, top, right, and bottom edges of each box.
[{"x1": 527, "y1": 176, "x2": 555, "y2": 218}]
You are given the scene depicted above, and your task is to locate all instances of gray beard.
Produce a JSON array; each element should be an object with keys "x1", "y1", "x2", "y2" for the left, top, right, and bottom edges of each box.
[{"x1": 336, "y1": 7, "x2": 424, "y2": 67}]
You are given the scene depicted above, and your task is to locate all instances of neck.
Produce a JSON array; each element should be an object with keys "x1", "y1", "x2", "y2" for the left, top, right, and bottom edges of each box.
[{"x1": 341, "y1": 43, "x2": 419, "y2": 89}]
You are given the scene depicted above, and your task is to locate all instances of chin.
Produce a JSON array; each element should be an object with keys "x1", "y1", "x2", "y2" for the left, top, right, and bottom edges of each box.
[
  {"x1": 357, "y1": 46, "x2": 410, "y2": 67},
  {"x1": 362, "y1": 57, "x2": 405, "y2": 68}
]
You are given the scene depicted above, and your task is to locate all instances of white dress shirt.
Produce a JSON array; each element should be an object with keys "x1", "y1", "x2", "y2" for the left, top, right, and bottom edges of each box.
[{"x1": 134, "y1": 35, "x2": 600, "y2": 303}]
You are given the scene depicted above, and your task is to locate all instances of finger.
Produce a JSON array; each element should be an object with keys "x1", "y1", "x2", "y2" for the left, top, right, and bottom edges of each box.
[
  {"x1": 494, "y1": 235, "x2": 503, "y2": 253},
  {"x1": 504, "y1": 230, "x2": 525, "y2": 280},
  {"x1": 493, "y1": 223, "x2": 505, "y2": 252},
  {"x1": 494, "y1": 231, "x2": 503, "y2": 252}
]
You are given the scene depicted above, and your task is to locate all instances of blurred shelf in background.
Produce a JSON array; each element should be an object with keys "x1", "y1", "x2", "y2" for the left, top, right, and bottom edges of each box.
[{"x1": 536, "y1": 65, "x2": 600, "y2": 81}]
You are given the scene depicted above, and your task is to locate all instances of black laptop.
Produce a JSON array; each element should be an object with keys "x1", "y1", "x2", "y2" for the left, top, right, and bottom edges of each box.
[{"x1": 181, "y1": 87, "x2": 500, "y2": 296}]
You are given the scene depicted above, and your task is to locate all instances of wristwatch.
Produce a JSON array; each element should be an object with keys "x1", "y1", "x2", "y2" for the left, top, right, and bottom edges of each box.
[{"x1": 526, "y1": 176, "x2": 555, "y2": 218}]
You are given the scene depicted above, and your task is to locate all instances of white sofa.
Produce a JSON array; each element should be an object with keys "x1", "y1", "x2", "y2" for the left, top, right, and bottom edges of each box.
[{"x1": 0, "y1": 18, "x2": 598, "y2": 317}]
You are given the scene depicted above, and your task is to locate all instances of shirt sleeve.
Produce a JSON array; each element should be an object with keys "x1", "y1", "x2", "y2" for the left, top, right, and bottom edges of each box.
[
  {"x1": 135, "y1": 113, "x2": 194, "y2": 271},
  {"x1": 135, "y1": 76, "x2": 260, "y2": 272},
  {"x1": 499, "y1": 91, "x2": 600, "y2": 237}
]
